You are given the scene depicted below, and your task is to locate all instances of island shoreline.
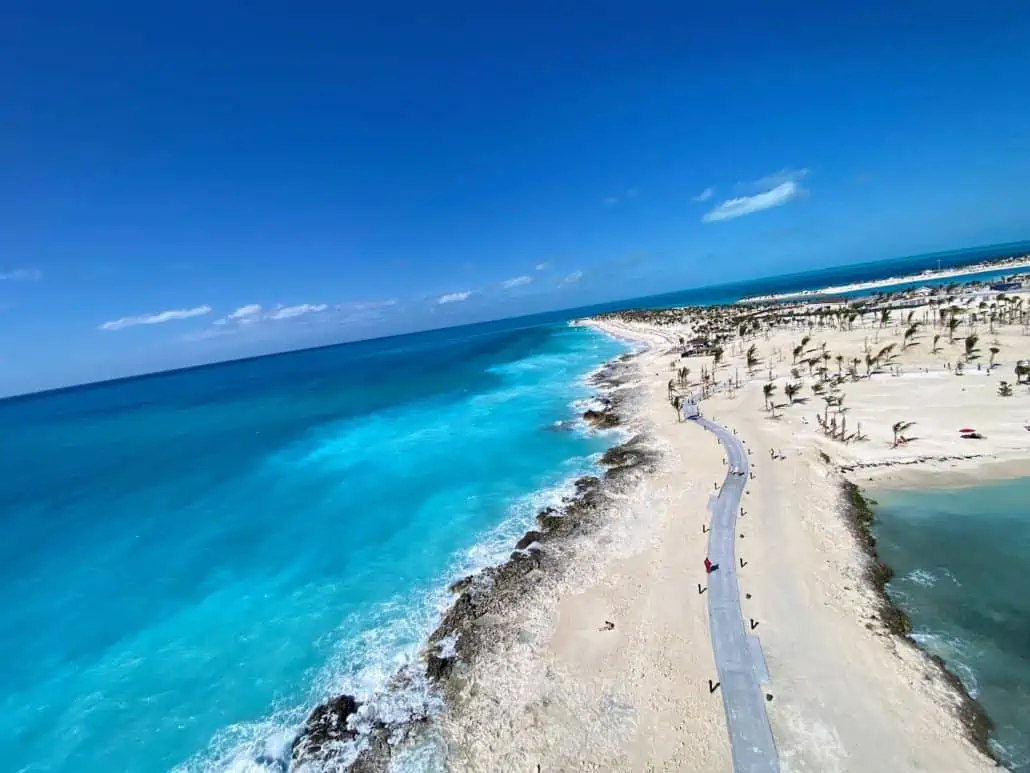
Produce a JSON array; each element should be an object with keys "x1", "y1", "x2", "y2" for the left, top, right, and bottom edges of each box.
[
  {"x1": 737, "y1": 255, "x2": 1030, "y2": 304},
  {"x1": 838, "y1": 479, "x2": 997, "y2": 762},
  {"x1": 289, "y1": 347, "x2": 658, "y2": 772},
  {"x1": 582, "y1": 309, "x2": 1014, "y2": 772},
  {"x1": 295, "y1": 275, "x2": 1028, "y2": 771}
]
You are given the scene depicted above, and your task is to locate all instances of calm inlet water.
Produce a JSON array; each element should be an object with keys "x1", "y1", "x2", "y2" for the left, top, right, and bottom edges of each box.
[
  {"x1": 872, "y1": 478, "x2": 1030, "y2": 771},
  {"x1": 0, "y1": 321, "x2": 627, "y2": 772}
]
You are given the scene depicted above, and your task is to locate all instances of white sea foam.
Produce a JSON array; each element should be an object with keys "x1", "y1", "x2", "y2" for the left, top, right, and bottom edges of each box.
[
  {"x1": 906, "y1": 568, "x2": 938, "y2": 587},
  {"x1": 905, "y1": 567, "x2": 962, "y2": 588},
  {"x1": 571, "y1": 395, "x2": 608, "y2": 414},
  {"x1": 181, "y1": 455, "x2": 617, "y2": 772}
]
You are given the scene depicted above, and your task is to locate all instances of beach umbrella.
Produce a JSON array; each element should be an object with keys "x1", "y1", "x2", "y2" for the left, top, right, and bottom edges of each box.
[{"x1": 959, "y1": 428, "x2": 976, "y2": 433}]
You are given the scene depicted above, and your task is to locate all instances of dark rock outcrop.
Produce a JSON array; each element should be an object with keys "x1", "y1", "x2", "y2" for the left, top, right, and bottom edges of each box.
[
  {"x1": 290, "y1": 694, "x2": 360, "y2": 767},
  {"x1": 583, "y1": 408, "x2": 619, "y2": 429},
  {"x1": 514, "y1": 530, "x2": 544, "y2": 550},
  {"x1": 422, "y1": 433, "x2": 659, "y2": 708}
]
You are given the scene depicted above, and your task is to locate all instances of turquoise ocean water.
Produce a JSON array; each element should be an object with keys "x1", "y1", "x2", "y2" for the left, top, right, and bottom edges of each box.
[
  {"x1": 3, "y1": 241, "x2": 1030, "y2": 772},
  {"x1": 873, "y1": 478, "x2": 1030, "y2": 771},
  {"x1": 0, "y1": 321, "x2": 628, "y2": 772}
]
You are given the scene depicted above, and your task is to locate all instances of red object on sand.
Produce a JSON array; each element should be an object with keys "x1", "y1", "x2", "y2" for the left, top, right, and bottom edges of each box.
[
  {"x1": 959, "y1": 428, "x2": 976, "y2": 433},
  {"x1": 704, "y1": 557, "x2": 712, "y2": 573}
]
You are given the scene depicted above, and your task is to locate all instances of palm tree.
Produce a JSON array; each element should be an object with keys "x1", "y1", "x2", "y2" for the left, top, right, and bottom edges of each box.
[
  {"x1": 891, "y1": 420, "x2": 915, "y2": 448},
  {"x1": 762, "y1": 382, "x2": 777, "y2": 412},
  {"x1": 989, "y1": 346, "x2": 1000, "y2": 369},
  {"x1": 947, "y1": 316, "x2": 961, "y2": 342},
  {"x1": 903, "y1": 322, "x2": 920, "y2": 349},
  {"x1": 931, "y1": 333, "x2": 941, "y2": 354},
  {"x1": 876, "y1": 343, "x2": 897, "y2": 365},
  {"x1": 746, "y1": 344, "x2": 760, "y2": 374},
  {"x1": 964, "y1": 334, "x2": 980, "y2": 362},
  {"x1": 784, "y1": 382, "x2": 801, "y2": 404},
  {"x1": 835, "y1": 354, "x2": 844, "y2": 377},
  {"x1": 792, "y1": 344, "x2": 803, "y2": 363},
  {"x1": 998, "y1": 381, "x2": 1013, "y2": 397},
  {"x1": 712, "y1": 345, "x2": 724, "y2": 367}
]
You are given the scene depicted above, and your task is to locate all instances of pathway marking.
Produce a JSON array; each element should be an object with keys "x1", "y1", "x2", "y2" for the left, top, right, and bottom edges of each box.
[{"x1": 692, "y1": 415, "x2": 780, "y2": 773}]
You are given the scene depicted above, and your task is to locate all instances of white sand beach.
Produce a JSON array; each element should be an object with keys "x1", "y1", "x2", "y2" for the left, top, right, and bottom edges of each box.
[{"x1": 440, "y1": 288, "x2": 1030, "y2": 771}]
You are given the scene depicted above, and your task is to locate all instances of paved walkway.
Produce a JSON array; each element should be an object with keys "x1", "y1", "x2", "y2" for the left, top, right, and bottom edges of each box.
[{"x1": 691, "y1": 415, "x2": 780, "y2": 773}]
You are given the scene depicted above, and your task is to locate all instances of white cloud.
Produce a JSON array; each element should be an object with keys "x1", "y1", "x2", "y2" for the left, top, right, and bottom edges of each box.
[
  {"x1": 562, "y1": 270, "x2": 584, "y2": 284},
  {"x1": 347, "y1": 299, "x2": 398, "y2": 311},
  {"x1": 228, "y1": 303, "x2": 263, "y2": 321},
  {"x1": 535, "y1": 262, "x2": 549, "y2": 271},
  {"x1": 502, "y1": 275, "x2": 533, "y2": 289},
  {"x1": 603, "y1": 197, "x2": 619, "y2": 206},
  {"x1": 748, "y1": 168, "x2": 807, "y2": 193},
  {"x1": 268, "y1": 303, "x2": 328, "y2": 320},
  {"x1": 100, "y1": 305, "x2": 212, "y2": 331},
  {"x1": 702, "y1": 180, "x2": 802, "y2": 223},
  {"x1": 0, "y1": 268, "x2": 42, "y2": 281},
  {"x1": 438, "y1": 291, "x2": 473, "y2": 304},
  {"x1": 197, "y1": 301, "x2": 333, "y2": 338},
  {"x1": 693, "y1": 187, "x2": 714, "y2": 203}
]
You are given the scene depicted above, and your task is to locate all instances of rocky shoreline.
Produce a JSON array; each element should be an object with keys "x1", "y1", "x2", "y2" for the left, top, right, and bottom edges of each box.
[
  {"x1": 837, "y1": 479, "x2": 997, "y2": 764},
  {"x1": 288, "y1": 352, "x2": 654, "y2": 772}
]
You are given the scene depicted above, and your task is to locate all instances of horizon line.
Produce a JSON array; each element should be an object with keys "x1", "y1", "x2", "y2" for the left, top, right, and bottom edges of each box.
[{"x1": 4, "y1": 237, "x2": 1030, "y2": 404}]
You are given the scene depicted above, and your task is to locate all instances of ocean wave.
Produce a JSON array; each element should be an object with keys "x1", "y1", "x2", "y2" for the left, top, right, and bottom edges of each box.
[
  {"x1": 176, "y1": 451, "x2": 612, "y2": 773},
  {"x1": 906, "y1": 568, "x2": 938, "y2": 587},
  {"x1": 486, "y1": 351, "x2": 582, "y2": 376},
  {"x1": 901, "y1": 566, "x2": 962, "y2": 590}
]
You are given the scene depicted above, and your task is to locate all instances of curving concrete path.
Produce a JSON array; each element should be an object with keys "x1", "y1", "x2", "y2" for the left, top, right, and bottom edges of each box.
[{"x1": 691, "y1": 414, "x2": 780, "y2": 773}]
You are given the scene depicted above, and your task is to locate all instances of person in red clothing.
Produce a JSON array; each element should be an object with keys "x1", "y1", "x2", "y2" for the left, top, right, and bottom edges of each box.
[{"x1": 705, "y1": 557, "x2": 718, "y2": 573}]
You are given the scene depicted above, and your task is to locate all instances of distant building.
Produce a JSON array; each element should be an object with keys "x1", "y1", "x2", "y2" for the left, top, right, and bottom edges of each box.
[{"x1": 990, "y1": 281, "x2": 1022, "y2": 291}]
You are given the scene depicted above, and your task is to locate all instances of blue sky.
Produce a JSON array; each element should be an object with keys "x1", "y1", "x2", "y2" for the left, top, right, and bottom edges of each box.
[{"x1": 3, "y1": 1, "x2": 1030, "y2": 395}]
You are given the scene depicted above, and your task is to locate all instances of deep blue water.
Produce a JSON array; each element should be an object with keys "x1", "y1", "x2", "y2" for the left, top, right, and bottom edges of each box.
[
  {"x1": 3, "y1": 240, "x2": 1029, "y2": 773},
  {"x1": 873, "y1": 478, "x2": 1030, "y2": 771}
]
